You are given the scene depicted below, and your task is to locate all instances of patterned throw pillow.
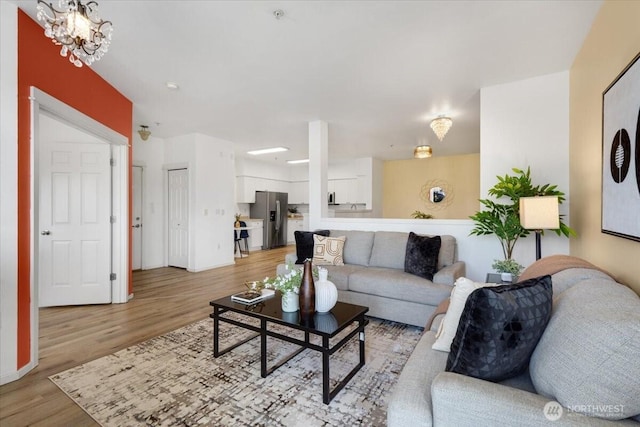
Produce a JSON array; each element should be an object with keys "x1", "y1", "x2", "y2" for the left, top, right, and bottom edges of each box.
[
  {"x1": 294, "y1": 230, "x2": 330, "y2": 264},
  {"x1": 446, "y1": 275, "x2": 553, "y2": 382},
  {"x1": 404, "y1": 232, "x2": 441, "y2": 280},
  {"x1": 313, "y1": 235, "x2": 346, "y2": 266},
  {"x1": 432, "y1": 277, "x2": 497, "y2": 352}
]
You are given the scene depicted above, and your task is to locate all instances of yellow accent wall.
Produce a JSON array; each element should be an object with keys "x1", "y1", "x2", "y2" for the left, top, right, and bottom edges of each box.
[
  {"x1": 570, "y1": 0, "x2": 640, "y2": 293},
  {"x1": 383, "y1": 153, "x2": 480, "y2": 219}
]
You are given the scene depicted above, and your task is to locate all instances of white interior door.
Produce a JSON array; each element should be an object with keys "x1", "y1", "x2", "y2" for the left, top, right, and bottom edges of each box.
[
  {"x1": 38, "y1": 116, "x2": 112, "y2": 307},
  {"x1": 132, "y1": 166, "x2": 143, "y2": 270},
  {"x1": 168, "y1": 168, "x2": 188, "y2": 268}
]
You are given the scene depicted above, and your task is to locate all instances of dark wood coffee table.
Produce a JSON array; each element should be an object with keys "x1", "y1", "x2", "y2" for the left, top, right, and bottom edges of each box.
[{"x1": 209, "y1": 292, "x2": 369, "y2": 404}]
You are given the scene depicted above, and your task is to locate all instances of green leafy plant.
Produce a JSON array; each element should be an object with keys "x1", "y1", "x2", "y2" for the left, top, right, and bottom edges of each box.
[
  {"x1": 411, "y1": 210, "x2": 434, "y2": 219},
  {"x1": 261, "y1": 261, "x2": 319, "y2": 294},
  {"x1": 492, "y1": 259, "x2": 524, "y2": 276},
  {"x1": 470, "y1": 167, "x2": 576, "y2": 261}
]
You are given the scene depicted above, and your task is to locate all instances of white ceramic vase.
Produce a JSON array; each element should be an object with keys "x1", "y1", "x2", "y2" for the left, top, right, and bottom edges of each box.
[
  {"x1": 281, "y1": 291, "x2": 299, "y2": 312},
  {"x1": 315, "y1": 267, "x2": 338, "y2": 313}
]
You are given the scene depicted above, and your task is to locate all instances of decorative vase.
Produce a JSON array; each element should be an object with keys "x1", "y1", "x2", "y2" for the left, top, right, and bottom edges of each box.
[
  {"x1": 234, "y1": 219, "x2": 241, "y2": 228},
  {"x1": 299, "y1": 259, "x2": 316, "y2": 317},
  {"x1": 281, "y1": 291, "x2": 299, "y2": 312},
  {"x1": 501, "y1": 272, "x2": 513, "y2": 282},
  {"x1": 315, "y1": 267, "x2": 338, "y2": 313}
]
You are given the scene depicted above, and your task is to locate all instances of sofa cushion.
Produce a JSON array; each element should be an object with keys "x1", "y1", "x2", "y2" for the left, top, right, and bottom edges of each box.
[
  {"x1": 294, "y1": 230, "x2": 330, "y2": 264},
  {"x1": 348, "y1": 267, "x2": 453, "y2": 306},
  {"x1": 404, "y1": 233, "x2": 441, "y2": 280},
  {"x1": 329, "y1": 230, "x2": 375, "y2": 266},
  {"x1": 437, "y1": 235, "x2": 456, "y2": 269},
  {"x1": 530, "y1": 278, "x2": 640, "y2": 420},
  {"x1": 320, "y1": 265, "x2": 366, "y2": 291},
  {"x1": 446, "y1": 275, "x2": 553, "y2": 382},
  {"x1": 432, "y1": 277, "x2": 495, "y2": 352},
  {"x1": 369, "y1": 231, "x2": 408, "y2": 269},
  {"x1": 312, "y1": 235, "x2": 345, "y2": 265}
]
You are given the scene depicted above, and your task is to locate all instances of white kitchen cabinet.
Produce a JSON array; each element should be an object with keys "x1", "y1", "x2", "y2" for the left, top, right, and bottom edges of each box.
[
  {"x1": 236, "y1": 176, "x2": 290, "y2": 203},
  {"x1": 287, "y1": 218, "x2": 304, "y2": 244},
  {"x1": 289, "y1": 181, "x2": 309, "y2": 204},
  {"x1": 329, "y1": 178, "x2": 358, "y2": 204},
  {"x1": 246, "y1": 219, "x2": 263, "y2": 251}
]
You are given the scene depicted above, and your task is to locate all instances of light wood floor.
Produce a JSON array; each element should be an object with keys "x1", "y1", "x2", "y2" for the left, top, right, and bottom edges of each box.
[{"x1": 0, "y1": 246, "x2": 292, "y2": 427}]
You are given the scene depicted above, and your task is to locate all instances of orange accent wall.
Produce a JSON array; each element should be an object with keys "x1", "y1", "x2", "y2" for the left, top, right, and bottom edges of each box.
[{"x1": 17, "y1": 10, "x2": 133, "y2": 369}]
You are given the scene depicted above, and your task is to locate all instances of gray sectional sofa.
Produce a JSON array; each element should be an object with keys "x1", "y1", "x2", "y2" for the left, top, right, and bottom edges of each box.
[
  {"x1": 277, "y1": 229, "x2": 465, "y2": 327},
  {"x1": 387, "y1": 265, "x2": 640, "y2": 426}
]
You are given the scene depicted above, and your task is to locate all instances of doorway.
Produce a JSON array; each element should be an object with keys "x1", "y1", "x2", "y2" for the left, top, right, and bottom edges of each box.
[
  {"x1": 38, "y1": 113, "x2": 113, "y2": 307},
  {"x1": 167, "y1": 168, "x2": 188, "y2": 268},
  {"x1": 132, "y1": 166, "x2": 143, "y2": 270},
  {"x1": 29, "y1": 87, "x2": 129, "y2": 370}
]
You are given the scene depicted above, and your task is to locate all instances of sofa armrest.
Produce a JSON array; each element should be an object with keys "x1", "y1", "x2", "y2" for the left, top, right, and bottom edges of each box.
[
  {"x1": 387, "y1": 332, "x2": 448, "y2": 427},
  {"x1": 433, "y1": 261, "x2": 465, "y2": 286},
  {"x1": 432, "y1": 372, "x2": 638, "y2": 426}
]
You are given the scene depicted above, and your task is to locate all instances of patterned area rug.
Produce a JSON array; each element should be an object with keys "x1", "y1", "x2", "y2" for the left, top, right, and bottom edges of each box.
[{"x1": 50, "y1": 314, "x2": 422, "y2": 426}]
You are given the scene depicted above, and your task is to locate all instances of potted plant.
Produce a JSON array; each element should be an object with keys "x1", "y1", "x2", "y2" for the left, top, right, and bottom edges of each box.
[
  {"x1": 261, "y1": 261, "x2": 319, "y2": 312},
  {"x1": 470, "y1": 167, "x2": 576, "y2": 269},
  {"x1": 492, "y1": 259, "x2": 524, "y2": 282},
  {"x1": 411, "y1": 210, "x2": 434, "y2": 219}
]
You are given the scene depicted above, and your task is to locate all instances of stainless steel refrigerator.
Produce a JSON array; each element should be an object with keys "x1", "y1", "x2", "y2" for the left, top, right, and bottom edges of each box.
[{"x1": 250, "y1": 191, "x2": 288, "y2": 249}]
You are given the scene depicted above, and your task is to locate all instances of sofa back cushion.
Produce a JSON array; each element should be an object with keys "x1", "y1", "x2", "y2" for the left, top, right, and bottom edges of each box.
[
  {"x1": 529, "y1": 278, "x2": 640, "y2": 420},
  {"x1": 437, "y1": 235, "x2": 456, "y2": 269},
  {"x1": 329, "y1": 230, "x2": 374, "y2": 266},
  {"x1": 369, "y1": 231, "x2": 409, "y2": 269}
]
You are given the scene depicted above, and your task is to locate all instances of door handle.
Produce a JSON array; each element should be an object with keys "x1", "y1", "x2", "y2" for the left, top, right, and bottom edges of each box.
[
  {"x1": 41, "y1": 230, "x2": 51, "y2": 235},
  {"x1": 132, "y1": 224, "x2": 141, "y2": 228}
]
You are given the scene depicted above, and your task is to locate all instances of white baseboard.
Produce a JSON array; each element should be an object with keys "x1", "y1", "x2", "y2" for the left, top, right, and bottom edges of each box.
[{"x1": 0, "y1": 359, "x2": 37, "y2": 386}]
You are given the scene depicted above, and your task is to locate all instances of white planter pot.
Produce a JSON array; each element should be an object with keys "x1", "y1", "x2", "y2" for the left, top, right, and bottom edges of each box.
[
  {"x1": 315, "y1": 267, "x2": 338, "y2": 313},
  {"x1": 281, "y1": 291, "x2": 299, "y2": 312}
]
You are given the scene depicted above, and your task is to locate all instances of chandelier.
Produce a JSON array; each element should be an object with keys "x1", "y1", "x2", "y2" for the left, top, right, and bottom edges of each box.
[
  {"x1": 414, "y1": 145, "x2": 432, "y2": 159},
  {"x1": 138, "y1": 125, "x2": 151, "y2": 141},
  {"x1": 430, "y1": 116, "x2": 453, "y2": 141},
  {"x1": 36, "y1": 0, "x2": 113, "y2": 67}
]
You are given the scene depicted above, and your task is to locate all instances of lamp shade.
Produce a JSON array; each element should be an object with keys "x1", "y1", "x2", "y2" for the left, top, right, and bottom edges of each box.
[{"x1": 519, "y1": 196, "x2": 560, "y2": 230}]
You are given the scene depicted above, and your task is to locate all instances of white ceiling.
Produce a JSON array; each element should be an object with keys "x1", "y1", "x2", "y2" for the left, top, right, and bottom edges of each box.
[{"x1": 16, "y1": 0, "x2": 602, "y2": 164}]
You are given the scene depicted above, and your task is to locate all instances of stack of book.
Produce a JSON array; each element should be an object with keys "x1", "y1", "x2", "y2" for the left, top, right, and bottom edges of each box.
[{"x1": 231, "y1": 289, "x2": 275, "y2": 304}]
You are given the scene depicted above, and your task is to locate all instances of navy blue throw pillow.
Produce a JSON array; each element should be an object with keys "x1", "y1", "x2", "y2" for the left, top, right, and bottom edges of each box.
[
  {"x1": 446, "y1": 275, "x2": 553, "y2": 382},
  {"x1": 294, "y1": 230, "x2": 330, "y2": 264},
  {"x1": 404, "y1": 232, "x2": 441, "y2": 280}
]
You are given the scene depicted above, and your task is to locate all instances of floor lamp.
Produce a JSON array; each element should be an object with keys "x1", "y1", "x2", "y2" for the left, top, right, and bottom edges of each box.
[{"x1": 519, "y1": 196, "x2": 560, "y2": 260}]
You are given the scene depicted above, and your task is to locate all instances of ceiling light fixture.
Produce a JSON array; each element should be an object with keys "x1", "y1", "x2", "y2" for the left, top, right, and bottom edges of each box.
[
  {"x1": 166, "y1": 82, "x2": 179, "y2": 90},
  {"x1": 247, "y1": 147, "x2": 289, "y2": 155},
  {"x1": 36, "y1": 0, "x2": 113, "y2": 68},
  {"x1": 273, "y1": 9, "x2": 285, "y2": 19},
  {"x1": 287, "y1": 159, "x2": 309, "y2": 164},
  {"x1": 137, "y1": 125, "x2": 151, "y2": 141},
  {"x1": 430, "y1": 115, "x2": 453, "y2": 141},
  {"x1": 414, "y1": 145, "x2": 432, "y2": 159}
]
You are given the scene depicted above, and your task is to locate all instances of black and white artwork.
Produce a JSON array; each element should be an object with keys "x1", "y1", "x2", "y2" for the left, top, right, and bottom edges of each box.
[{"x1": 602, "y1": 52, "x2": 640, "y2": 242}]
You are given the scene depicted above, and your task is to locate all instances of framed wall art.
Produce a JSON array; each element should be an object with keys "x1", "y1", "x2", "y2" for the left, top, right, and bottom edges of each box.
[{"x1": 602, "y1": 51, "x2": 640, "y2": 241}]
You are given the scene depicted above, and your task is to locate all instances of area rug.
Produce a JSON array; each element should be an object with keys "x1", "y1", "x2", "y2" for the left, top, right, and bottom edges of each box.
[{"x1": 50, "y1": 314, "x2": 422, "y2": 426}]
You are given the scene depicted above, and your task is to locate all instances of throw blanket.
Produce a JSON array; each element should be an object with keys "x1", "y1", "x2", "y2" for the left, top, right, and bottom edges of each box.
[{"x1": 517, "y1": 255, "x2": 613, "y2": 283}]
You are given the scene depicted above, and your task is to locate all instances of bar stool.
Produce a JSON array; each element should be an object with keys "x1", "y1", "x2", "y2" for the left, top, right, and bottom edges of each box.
[{"x1": 234, "y1": 221, "x2": 249, "y2": 257}]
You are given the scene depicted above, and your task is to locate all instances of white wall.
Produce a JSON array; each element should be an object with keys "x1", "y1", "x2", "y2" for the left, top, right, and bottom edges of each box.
[
  {"x1": 163, "y1": 133, "x2": 236, "y2": 272},
  {"x1": 0, "y1": 1, "x2": 18, "y2": 385},
  {"x1": 481, "y1": 71, "x2": 571, "y2": 265},
  {"x1": 310, "y1": 71, "x2": 572, "y2": 280},
  {"x1": 192, "y1": 134, "x2": 236, "y2": 271}
]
